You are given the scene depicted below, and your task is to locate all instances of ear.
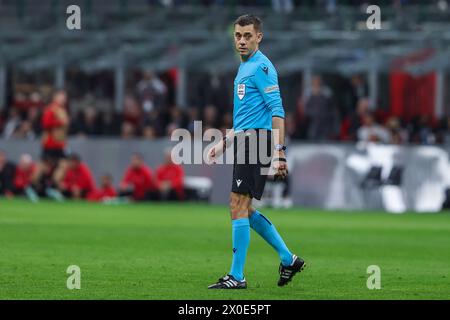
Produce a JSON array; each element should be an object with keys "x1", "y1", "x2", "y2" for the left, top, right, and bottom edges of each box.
[{"x1": 257, "y1": 32, "x2": 263, "y2": 44}]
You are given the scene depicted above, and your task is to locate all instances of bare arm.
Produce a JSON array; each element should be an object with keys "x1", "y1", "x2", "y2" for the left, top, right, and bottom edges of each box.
[
  {"x1": 272, "y1": 116, "x2": 288, "y2": 178},
  {"x1": 53, "y1": 160, "x2": 68, "y2": 189},
  {"x1": 272, "y1": 116, "x2": 285, "y2": 148},
  {"x1": 207, "y1": 128, "x2": 235, "y2": 164}
]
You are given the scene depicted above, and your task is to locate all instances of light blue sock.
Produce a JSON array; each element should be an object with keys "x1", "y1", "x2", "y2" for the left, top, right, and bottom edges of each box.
[
  {"x1": 229, "y1": 218, "x2": 250, "y2": 281},
  {"x1": 249, "y1": 210, "x2": 294, "y2": 266}
]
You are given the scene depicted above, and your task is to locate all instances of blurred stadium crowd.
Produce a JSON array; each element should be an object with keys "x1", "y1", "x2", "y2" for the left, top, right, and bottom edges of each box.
[
  {"x1": 0, "y1": 148, "x2": 185, "y2": 203},
  {"x1": 1, "y1": 87, "x2": 185, "y2": 202},
  {"x1": 1, "y1": 71, "x2": 450, "y2": 145}
]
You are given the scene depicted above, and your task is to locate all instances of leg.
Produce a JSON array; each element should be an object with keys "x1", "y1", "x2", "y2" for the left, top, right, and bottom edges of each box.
[
  {"x1": 119, "y1": 190, "x2": 133, "y2": 197},
  {"x1": 228, "y1": 192, "x2": 252, "y2": 281},
  {"x1": 248, "y1": 206, "x2": 294, "y2": 266},
  {"x1": 145, "y1": 190, "x2": 160, "y2": 201},
  {"x1": 249, "y1": 205, "x2": 306, "y2": 286}
]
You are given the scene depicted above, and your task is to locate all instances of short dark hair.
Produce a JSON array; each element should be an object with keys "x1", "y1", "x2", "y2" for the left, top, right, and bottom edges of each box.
[
  {"x1": 234, "y1": 14, "x2": 263, "y2": 33},
  {"x1": 132, "y1": 152, "x2": 144, "y2": 160},
  {"x1": 52, "y1": 88, "x2": 66, "y2": 98}
]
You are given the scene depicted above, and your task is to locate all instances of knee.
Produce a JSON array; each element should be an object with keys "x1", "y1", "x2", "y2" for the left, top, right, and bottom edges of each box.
[
  {"x1": 230, "y1": 194, "x2": 239, "y2": 213},
  {"x1": 230, "y1": 193, "x2": 250, "y2": 219}
]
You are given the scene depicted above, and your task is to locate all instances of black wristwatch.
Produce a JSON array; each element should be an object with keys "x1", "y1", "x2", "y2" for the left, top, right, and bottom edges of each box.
[{"x1": 274, "y1": 144, "x2": 287, "y2": 152}]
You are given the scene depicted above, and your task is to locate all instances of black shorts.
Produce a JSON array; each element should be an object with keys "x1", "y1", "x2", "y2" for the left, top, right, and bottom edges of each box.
[
  {"x1": 41, "y1": 148, "x2": 66, "y2": 162},
  {"x1": 231, "y1": 129, "x2": 272, "y2": 200}
]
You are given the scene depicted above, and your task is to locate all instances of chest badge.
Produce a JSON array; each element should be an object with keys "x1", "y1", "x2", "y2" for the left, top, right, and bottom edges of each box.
[{"x1": 237, "y1": 84, "x2": 246, "y2": 100}]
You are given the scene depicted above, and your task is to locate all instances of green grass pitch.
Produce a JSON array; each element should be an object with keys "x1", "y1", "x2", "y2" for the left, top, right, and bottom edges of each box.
[{"x1": 0, "y1": 199, "x2": 449, "y2": 300}]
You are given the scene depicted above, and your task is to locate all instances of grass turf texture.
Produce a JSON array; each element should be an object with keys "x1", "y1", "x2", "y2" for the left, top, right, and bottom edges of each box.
[{"x1": 0, "y1": 199, "x2": 449, "y2": 300}]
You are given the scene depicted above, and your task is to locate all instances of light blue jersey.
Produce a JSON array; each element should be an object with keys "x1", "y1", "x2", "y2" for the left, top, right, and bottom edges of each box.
[{"x1": 233, "y1": 50, "x2": 285, "y2": 132}]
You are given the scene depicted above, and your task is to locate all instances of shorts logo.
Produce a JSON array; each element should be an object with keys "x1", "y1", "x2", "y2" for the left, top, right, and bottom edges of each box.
[
  {"x1": 237, "y1": 84, "x2": 246, "y2": 100},
  {"x1": 236, "y1": 179, "x2": 243, "y2": 187}
]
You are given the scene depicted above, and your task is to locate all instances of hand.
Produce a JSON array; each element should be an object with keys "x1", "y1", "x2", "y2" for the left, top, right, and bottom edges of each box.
[
  {"x1": 206, "y1": 142, "x2": 223, "y2": 165},
  {"x1": 159, "y1": 181, "x2": 171, "y2": 192},
  {"x1": 55, "y1": 107, "x2": 69, "y2": 124},
  {"x1": 119, "y1": 184, "x2": 133, "y2": 193},
  {"x1": 272, "y1": 151, "x2": 288, "y2": 180},
  {"x1": 5, "y1": 191, "x2": 14, "y2": 199},
  {"x1": 72, "y1": 186, "x2": 82, "y2": 199}
]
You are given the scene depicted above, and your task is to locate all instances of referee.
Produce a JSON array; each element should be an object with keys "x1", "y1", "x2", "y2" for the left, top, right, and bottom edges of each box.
[{"x1": 207, "y1": 15, "x2": 306, "y2": 289}]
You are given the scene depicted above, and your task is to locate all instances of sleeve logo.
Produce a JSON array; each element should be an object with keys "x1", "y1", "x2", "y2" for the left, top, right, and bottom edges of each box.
[
  {"x1": 237, "y1": 84, "x2": 246, "y2": 100},
  {"x1": 264, "y1": 85, "x2": 279, "y2": 93}
]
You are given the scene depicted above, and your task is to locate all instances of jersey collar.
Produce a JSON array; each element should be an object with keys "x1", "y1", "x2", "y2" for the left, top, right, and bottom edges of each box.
[{"x1": 242, "y1": 49, "x2": 261, "y2": 63}]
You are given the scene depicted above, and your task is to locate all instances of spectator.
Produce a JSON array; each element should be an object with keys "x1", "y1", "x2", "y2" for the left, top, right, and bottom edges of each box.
[
  {"x1": 345, "y1": 74, "x2": 369, "y2": 117},
  {"x1": 121, "y1": 122, "x2": 137, "y2": 139},
  {"x1": 304, "y1": 75, "x2": 340, "y2": 141},
  {"x1": 390, "y1": 130, "x2": 404, "y2": 145},
  {"x1": 202, "y1": 105, "x2": 219, "y2": 139},
  {"x1": 98, "y1": 174, "x2": 117, "y2": 198},
  {"x1": 27, "y1": 107, "x2": 42, "y2": 136},
  {"x1": 0, "y1": 109, "x2": 6, "y2": 133},
  {"x1": 289, "y1": 95, "x2": 308, "y2": 140},
  {"x1": 29, "y1": 91, "x2": 45, "y2": 111},
  {"x1": 437, "y1": 116, "x2": 450, "y2": 144},
  {"x1": 417, "y1": 115, "x2": 436, "y2": 145},
  {"x1": 143, "y1": 109, "x2": 165, "y2": 137},
  {"x1": 220, "y1": 112, "x2": 233, "y2": 136},
  {"x1": 186, "y1": 106, "x2": 199, "y2": 133},
  {"x1": 119, "y1": 153, "x2": 158, "y2": 201},
  {"x1": 165, "y1": 107, "x2": 186, "y2": 138},
  {"x1": 31, "y1": 155, "x2": 60, "y2": 198},
  {"x1": 12, "y1": 92, "x2": 29, "y2": 115},
  {"x1": 166, "y1": 122, "x2": 179, "y2": 137},
  {"x1": 55, "y1": 153, "x2": 96, "y2": 199},
  {"x1": 221, "y1": 112, "x2": 233, "y2": 129},
  {"x1": 203, "y1": 104, "x2": 220, "y2": 129},
  {"x1": 385, "y1": 116, "x2": 408, "y2": 144},
  {"x1": 100, "y1": 110, "x2": 121, "y2": 136},
  {"x1": 2, "y1": 108, "x2": 22, "y2": 139},
  {"x1": 136, "y1": 70, "x2": 167, "y2": 111},
  {"x1": 341, "y1": 97, "x2": 370, "y2": 141},
  {"x1": 12, "y1": 91, "x2": 44, "y2": 117},
  {"x1": 71, "y1": 107, "x2": 101, "y2": 137},
  {"x1": 88, "y1": 174, "x2": 117, "y2": 202},
  {"x1": 41, "y1": 89, "x2": 70, "y2": 160},
  {"x1": 285, "y1": 112, "x2": 297, "y2": 140},
  {"x1": 169, "y1": 107, "x2": 186, "y2": 129},
  {"x1": 122, "y1": 95, "x2": 142, "y2": 128},
  {"x1": 357, "y1": 112, "x2": 390, "y2": 143},
  {"x1": 406, "y1": 115, "x2": 435, "y2": 145},
  {"x1": 143, "y1": 126, "x2": 157, "y2": 140},
  {"x1": 0, "y1": 150, "x2": 16, "y2": 198},
  {"x1": 155, "y1": 150, "x2": 185, "y2": 201},
  {"x1": 12, "y1": 120, "x2": 36, "y2": 140},
  {"x1": 13, "y1": 154, "x2": 37, "y2": 194},
  {"x1": 204, "y1": 73, "x2": 229, "y2": 110}
]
